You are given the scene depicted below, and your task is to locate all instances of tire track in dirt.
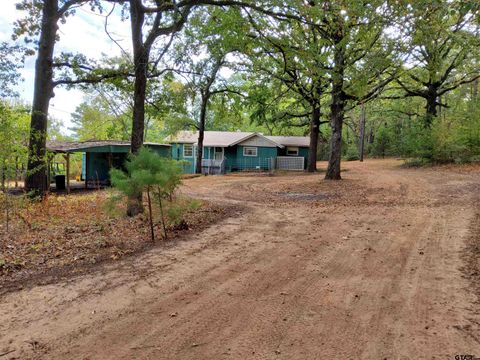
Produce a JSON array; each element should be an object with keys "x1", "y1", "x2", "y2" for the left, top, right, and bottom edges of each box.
[{"x1": 1, "y1": 160, "x2": 480, "y2": 359}]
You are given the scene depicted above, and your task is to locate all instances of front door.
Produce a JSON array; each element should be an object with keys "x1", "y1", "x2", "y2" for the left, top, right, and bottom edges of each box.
[{"x1": 214, "y1": 147, "x2": 224, "y2": 161}]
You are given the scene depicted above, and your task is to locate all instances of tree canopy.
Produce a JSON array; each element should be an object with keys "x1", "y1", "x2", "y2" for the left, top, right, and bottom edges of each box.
[{"x1": 1, "y1": 0, "x2": 479, "y2": 197}]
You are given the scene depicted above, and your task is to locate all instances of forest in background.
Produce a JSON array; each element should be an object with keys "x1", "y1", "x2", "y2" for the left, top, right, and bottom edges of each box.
[{"x1": 0, "y1": 0, "x2": 479, "y2": 191}]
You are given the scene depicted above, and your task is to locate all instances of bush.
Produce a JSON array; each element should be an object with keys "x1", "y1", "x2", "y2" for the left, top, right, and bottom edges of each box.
[
  {"x1": 370, "y1": 125, "x2": 395, "y2": 158},
  {"x1": 344, "y1": 146, "x2": 360, "y2": 161},
  {"x1": 397, "y1": 109, "x2": 480, "y2": 164},
  {"x1": 402, "y1": 158, "x2": 432, "y2": 167},
  {"x1": 110, "y1": 148, "x2": 183, "y2": 241},
  {"x1": 166, "y1": 197, "x2": 202, "y2": 228}
]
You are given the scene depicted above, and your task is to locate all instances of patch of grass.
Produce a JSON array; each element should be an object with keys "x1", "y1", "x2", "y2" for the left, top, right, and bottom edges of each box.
[{"x1": 402, "y1": 158, "x2": 433, "y2": 168}]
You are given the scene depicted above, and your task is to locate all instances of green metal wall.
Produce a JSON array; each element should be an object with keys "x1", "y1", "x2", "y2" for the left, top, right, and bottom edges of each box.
[
  {"x1": 150, "y1": 145, "x2": 171, "y2": 157},
  {"x1": 83, "y1": 144, "x2": 171, "y2": 182},
  {"x1": 85, "y1": 153, "x2": 126, "y2": 182}
]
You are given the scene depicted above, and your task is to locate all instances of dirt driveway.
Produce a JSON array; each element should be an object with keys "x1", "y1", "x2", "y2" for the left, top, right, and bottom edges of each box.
[{"x1": 1, "y1": 159, "x2": 480, "y2": 359}]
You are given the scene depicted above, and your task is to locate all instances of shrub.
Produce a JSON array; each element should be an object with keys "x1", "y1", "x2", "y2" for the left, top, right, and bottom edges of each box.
[
  {"x1": 166, "y1": 197, "x2": 202, "y2": 227},
  {"x1": 110, "y1": 148, "x2": 183, "y2": 241},
  {"x1": 370, "y1": 125, "x2": 395, "y2": 158},
  {"x1": 344, "y1": 146, "x2": 360, "y2": 161}
]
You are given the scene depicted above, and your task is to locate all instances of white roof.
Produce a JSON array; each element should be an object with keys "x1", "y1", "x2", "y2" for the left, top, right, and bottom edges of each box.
[
  {"x1": 168, "y1": 131, "x2": 296, "y2": 148},
  {"x1": 266, "y1": 136, "x2": 310, "y2": 147},
  {"x1": 168, "y1": 131, "x2": 251, "y2": 146}
]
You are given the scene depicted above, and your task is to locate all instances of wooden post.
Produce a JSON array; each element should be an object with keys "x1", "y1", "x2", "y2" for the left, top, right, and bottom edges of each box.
[
  {"x1": 85, "y1": 152, "x2": 88, "y2": 189},
  {"x1": 15, "y1": 156, "x2": 19, "y2": 188},
  {"x1": 359, "y1": 102, "x2": 366, "y2": 162},
  {"x1": 46, "y1": 156, "x2": 51, "y2": 190},
  {"x1": 65, "y1": 153, "x2": 70, "y2": 194}
]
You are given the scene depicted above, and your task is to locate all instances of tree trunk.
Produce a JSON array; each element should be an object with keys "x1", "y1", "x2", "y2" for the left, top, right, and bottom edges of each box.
[
  {"x1": 472, "y1": 78, "x2": 478, "y2": 102},
  {"x1": 195, "y1": 95, "x2": 208, "y2": 174},
  {"x1": 307, "y1": 104, "x2": 320, "y2": 172},
  {"x1": 1, "y1": 161, "x2": 5, "y2": 191},
  {"x1": 368, "y1": 128, "x2": 374, "y2": 144},
  {"x1": 15, "y1": 156, "x2": 19, "y2": 188},
  {"x1": 359, "y1": 102, "x2": 366, "y2": 162},
  {"x1": 130, "y1": 1, "x2": 147, "y2": 155},
  {"x1": 325, "y1": 45, "x2": 346, "y2": 180},
  {"x1": 130, "y1": 54, "x2": 148, "y2": 153},
  {"x1": 25, "y1": 0, "x2": 59, "y2": 197},
  {"x1": 424, "y1": 87, "x2": 438, "y2": 128},
  {"x1": 127, "y1": 0, "x2": 147, "y2": 216}
]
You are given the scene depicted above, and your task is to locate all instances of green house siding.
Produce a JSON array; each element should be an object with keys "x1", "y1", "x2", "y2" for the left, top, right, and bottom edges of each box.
[
  {"x1": 203, "y1": 147, "x2": 214, "y2": 160},
  {"x1": 298, "y1": 147, "x2": 309, "y2": 159},
  {"x1": 171, "y1": 143, "x2": 194, "y2": 173},
  {"x1": 277, "y1": 146, "x2": 309, "y2": 170},
  {"x1": 224, "y1": 147, "x2": 237, "y2": 171},
  {"x1": 171, "y1": 144, "x2": 222, "y2": 173},
  {"x1": 233, "y1": 146, "x2": 278, "y2": 170},
  {"x1": 169, "y1": 141, "x2": 309, "y2": 173},
  {"x1": 299, "y1": 147, "x2": 309, "y2": 169}
]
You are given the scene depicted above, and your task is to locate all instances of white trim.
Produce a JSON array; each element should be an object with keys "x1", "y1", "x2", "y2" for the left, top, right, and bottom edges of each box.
[
  {"x1": 286, "y1": 146, "x2": 299, "y2": 156},
  {"x1": 183, "y1": 143, "x2": 193, "y2": 157},
  {"x1": 231, "y1": 132, "x2": 284, "y2": 148},
  {"x1": 243, "y1": 146, "x2": 258, "y2": 157}
]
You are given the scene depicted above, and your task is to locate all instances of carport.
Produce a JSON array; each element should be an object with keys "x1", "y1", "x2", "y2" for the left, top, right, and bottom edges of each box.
[{"x1": 46, "y1": 140, "x2": 171, "y2": 193}]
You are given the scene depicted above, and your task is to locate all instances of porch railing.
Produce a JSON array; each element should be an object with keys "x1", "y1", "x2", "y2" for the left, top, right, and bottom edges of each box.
[
  {"x1": 201, "y1": 158, "x2": 226, "y2": 175},
  {"x1": 276, "y1": 156, "x2": 305, "y2": 171}
]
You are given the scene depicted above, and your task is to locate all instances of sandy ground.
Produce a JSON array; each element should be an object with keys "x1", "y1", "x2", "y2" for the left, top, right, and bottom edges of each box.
[{"x1": 1, "y1": 159, "x2": 480, "y2": 359}]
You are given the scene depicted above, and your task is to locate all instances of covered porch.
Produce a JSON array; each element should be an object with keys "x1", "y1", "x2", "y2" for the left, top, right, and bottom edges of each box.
[{"x1": 200, "y1": 146, "x2": 227, "y2": 175}]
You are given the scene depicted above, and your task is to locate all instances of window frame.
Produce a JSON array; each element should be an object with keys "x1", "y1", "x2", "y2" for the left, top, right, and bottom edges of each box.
[
  {"x1": 243, "y1": 146, "x2": 258, "y2": 157},
  {"x1": 183, "y1": 144, "x2": 194, "y2": 158},
  {"x1": 286, "y1": 146, "x2": 299, "y2": 156}
]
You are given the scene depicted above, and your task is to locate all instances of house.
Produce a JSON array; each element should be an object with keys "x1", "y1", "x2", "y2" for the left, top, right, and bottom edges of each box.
[
  {"x1": 47, "y1": 140, "x2": 171, "y2": 191},
  {"x1": 168, "y1": 131, "x2": 310, "y2": 174}
]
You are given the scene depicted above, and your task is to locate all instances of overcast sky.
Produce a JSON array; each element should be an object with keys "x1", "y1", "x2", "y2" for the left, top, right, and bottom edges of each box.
[{"x1": 0, "y1": 0, "x2": 132, "y2": 133}]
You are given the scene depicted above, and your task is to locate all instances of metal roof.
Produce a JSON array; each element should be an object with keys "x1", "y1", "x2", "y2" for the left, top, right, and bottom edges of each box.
[
  {"x1": 168, "y1": 131, "x2": 309, "y2": 148},
  {"x1": 47, "y1": 140, "x2": 170, "y2": 153},
  {"x1": 266, "y1": 136, "x2": 310, "y2": 147},
  {"x1": 167, "y1": 131, "x2": 255, "y2": 147}
]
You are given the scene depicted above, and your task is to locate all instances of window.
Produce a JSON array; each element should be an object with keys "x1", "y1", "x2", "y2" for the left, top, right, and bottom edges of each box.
[
  {"x1": 243, "y1": 147, "x2": 257, "y2": 157},
  {"x1": 286, "y1": 146, "x2": 299, "y2": 156},
  {"x1": 183, "y1": 144, "x2": 193, "y2": 157}
]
